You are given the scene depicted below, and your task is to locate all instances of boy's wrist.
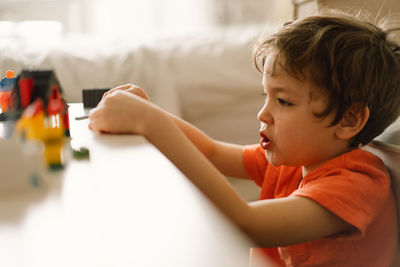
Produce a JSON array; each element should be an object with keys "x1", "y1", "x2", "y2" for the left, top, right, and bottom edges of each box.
[{"x1": 137, "y1": 104, "x2": 170, "y2": 140}]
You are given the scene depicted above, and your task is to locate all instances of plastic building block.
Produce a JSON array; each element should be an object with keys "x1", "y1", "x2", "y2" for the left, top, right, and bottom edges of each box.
[
  {"x1": 0, "y1": 70, "x2": 16, "y2": 92},
  {"x1": 0, "y1": 70, "x2": 17, "y2": 113},
  {"x1": 43, "y1": 125, "x2": 65, "y2": 170},
  {"x1": 8, "y1": 70, "x2": 65, "y2": 116},
  {"x1": 2, "y1": 69, "x2": 71, "y2": 170},
  {"x1": 63, "y1": 109, "x2": 70, "y2": 137},
  {"x1": 0, "y1": 92, "x2": 11, "y2": 112},
  {"x1": 29, "y1": 173, "x2": 41, "y2": 188},
  {"x1": 6, "y1": 70, "x2": 15, "y2": 79},
  {"x1": 18, "y1": 77, "x2": 34, "y2": 108},
  {"x1": 16, "y1": 99, "x2": 46, "y2": 140},
  {"x1": 48, "y1": 163, "x2": 64, "y2": 171},
  {"x1": 82, "y1": 88, "x2": 110, "y2": 108},
  {"x1": 47, "y1": 86, "x2": 64, "y2": 115},
  {"x1": 4, "y1": 69, "x2": 70, "y2": 136},
  {"x1": 17, "y1": 99, "x2": 65, "y2": 170},
  {"x1": 72, "y1": 146, "x2": 90, "y2": 159}
]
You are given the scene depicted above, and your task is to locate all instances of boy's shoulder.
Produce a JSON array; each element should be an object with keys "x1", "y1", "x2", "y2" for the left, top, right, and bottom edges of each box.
[
  {"x1": 295, "y1": 148, "x2": 394, "y2": 241},
  {"x1": 330, "y1": 148, "x2": 386, "y2": 171},
  {"x1": 304, "y1": 148, "x2": 390, "y2": 187}
]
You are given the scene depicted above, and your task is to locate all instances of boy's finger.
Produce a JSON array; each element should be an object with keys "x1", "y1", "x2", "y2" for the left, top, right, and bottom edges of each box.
[{"x1": 102, "y1": 84, "x2": 131, "y2": 100}]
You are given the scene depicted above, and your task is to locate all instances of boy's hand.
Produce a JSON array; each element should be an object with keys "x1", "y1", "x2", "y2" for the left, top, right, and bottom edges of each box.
[
  {"x1": 88, "y1": 90, "x2": 155, "y2": 135},
  {"x1": 102, "y1": 84, "x2": 150, "y2": 102}
]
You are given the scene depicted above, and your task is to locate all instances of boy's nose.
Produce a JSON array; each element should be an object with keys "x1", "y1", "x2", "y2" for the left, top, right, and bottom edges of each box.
[{"x1": 257, "y1": 103, "x2": 273, "y2": 124}]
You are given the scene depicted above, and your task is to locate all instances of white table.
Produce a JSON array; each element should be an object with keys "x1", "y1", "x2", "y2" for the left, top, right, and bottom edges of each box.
[{"x1": 0, "y1": 103, "x2": 271, "y2": 267}]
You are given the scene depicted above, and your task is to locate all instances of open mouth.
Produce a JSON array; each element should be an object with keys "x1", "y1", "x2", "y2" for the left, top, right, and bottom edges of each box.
[{"x1": 259, "y1": 132, "x2": 272, "y2": 149}]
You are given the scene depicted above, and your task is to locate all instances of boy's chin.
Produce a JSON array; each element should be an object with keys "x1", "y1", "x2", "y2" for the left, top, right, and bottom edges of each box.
[
  {"x1": 264, "y1": 151, "x2": 282, "y2": 166},
  {"x1": 265, "y1": 150, "x2": 302, "y2": 167}
]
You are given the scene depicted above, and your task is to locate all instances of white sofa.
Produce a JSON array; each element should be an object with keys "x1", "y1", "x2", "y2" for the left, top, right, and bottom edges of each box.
[
  {"x1": 0, "y1": 25, "x2": 278, "y2": 201},
  {"x1": 1, "y1": 21, "x2": 399, "y2": 201},
  {"x1": 0, "y1": 25, "x2": 278, "y2": 146}
]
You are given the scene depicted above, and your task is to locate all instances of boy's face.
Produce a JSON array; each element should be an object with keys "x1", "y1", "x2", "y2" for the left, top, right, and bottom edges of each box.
[{"x1": 258, "y1": 56, "x2": 344, "y2": 173}]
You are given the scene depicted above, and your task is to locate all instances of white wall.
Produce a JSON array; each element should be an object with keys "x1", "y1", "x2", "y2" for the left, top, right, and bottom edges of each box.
[
  {"x1": 84, "y1": 0, "x2": 215, "y2": 37},
  {"x1": 0, "y1": 0, "x2": 81, "y2": 33},
  {"x1": 0, "y1": 0, "x2": 293, "y2": 38}
]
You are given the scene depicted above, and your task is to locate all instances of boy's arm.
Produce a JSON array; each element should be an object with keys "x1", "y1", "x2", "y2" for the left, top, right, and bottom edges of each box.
[
  {"x1": 101, "y1": 84, "x2": 250, "y2": 179},
  {"x1": 89, "y1": 90, "x2": 354, "y2": 248},
  {"x1": 144, "y1": 106, "x2": 354, "y2": 247},
  {"x1": 168, "y1": 114, "x2": 250, "y2": 179}
]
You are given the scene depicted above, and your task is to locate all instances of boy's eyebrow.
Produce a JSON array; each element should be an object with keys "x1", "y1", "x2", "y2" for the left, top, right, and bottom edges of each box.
[
  {"x1": 264, "y1": 85, "x2": 302, "y2": 97},
  {"x1": 262, "y1": 76, "x2": 304, "y2": 97}
]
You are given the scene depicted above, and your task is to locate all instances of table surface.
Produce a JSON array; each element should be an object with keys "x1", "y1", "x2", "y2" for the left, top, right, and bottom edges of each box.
[{"x1": 0, "y1": 103, "x2": 272, "y2": 267}]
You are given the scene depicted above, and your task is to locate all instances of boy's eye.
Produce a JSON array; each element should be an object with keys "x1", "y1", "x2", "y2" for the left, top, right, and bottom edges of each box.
[{"x1": 277, "y1": 98, "x2": 292, "y2": 106}]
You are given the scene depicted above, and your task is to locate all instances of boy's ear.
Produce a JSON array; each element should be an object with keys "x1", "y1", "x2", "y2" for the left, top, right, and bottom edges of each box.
[{"x1": 335, "y1": 105, "x2": 370, "y2": 141}]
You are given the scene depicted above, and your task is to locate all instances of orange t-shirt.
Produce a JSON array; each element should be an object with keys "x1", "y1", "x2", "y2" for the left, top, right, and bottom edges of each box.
[{"x1": 243, "y1": 144, "x2": 398, "y2": 266}]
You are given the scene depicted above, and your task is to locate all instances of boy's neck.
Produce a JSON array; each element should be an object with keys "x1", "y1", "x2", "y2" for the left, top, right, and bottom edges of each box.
[{"x1": 301, "y1": 146, "x2": 354, "y2": 177}]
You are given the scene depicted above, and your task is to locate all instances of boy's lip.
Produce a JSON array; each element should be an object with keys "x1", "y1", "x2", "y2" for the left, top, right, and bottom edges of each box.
[{"x1": 259, "y1": 131, "x2": 272, "y2": 150}]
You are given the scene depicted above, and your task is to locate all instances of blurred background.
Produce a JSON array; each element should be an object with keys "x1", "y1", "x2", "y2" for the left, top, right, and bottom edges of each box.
[
  {"x1": 0, "y1": 0, "x2": 295, "y2": 39},
  {"x1": 0, "y1": 0, "x2": 299, "y2": 202},
  {"x1": 0, "y1": 0, "x2": 398, "y2": 203}
]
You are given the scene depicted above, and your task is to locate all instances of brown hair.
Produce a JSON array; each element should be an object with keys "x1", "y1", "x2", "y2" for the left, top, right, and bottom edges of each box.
[{"x1": 254, "y1": 12, "x2": 400, "y2": 147}]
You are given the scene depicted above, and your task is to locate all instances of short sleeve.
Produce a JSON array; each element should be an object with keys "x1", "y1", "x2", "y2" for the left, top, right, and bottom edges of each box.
[
  {"x1": 243, "y1": 144, "x2": 268, "y2": 187},
  {"x1": 293, "y1": 150, "x2": 391, "y2": 237}
]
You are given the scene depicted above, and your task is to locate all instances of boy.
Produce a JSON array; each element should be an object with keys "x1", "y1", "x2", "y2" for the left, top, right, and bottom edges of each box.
[{"x1": 88, "y1": 12, "x2": 400, "y2": 266}]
